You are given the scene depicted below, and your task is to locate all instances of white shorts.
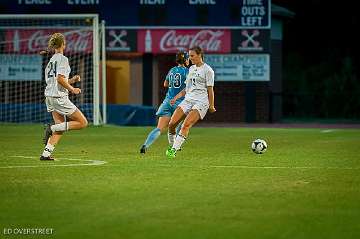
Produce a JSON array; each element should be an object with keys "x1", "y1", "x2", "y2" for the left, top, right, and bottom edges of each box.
[
  {"x1": 178, "y1": 99, "x2": 209, "y2": 120},
  {"x1": 45, "y1": 96, "x2": 77, "y2": 116}
]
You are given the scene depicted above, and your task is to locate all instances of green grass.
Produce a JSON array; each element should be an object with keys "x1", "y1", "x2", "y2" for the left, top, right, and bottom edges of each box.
[{"x1": 1, "y1": 124, "x2": 360, "y2": 239}]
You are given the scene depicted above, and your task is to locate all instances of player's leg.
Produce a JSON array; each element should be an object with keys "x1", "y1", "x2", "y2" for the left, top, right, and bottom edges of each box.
[
  {"x1": 179, "y1": 102, "x2": 209, "y2": 138},
  {"x1": 167, "y1": 101, "x2": 208, "y2": 159},
  {"x1": 167, "y1": 107, "x2": 185, "y2": 146},
  {"x1": 48, "y1": 111, "x2": 65, "y2": 146},
  {"x1": 40, "y1": 111, "x2": 65, "y2": 161},
  {"x1": 179, "y1": 110, "x2": 201, "y2": 137},
  {"x1": 40, "y1": 109, "x2": 87, "y2": 161},
  {"x1": 49, "y1": 109, "x2": 87, "y2": 132},
  {"x1": 43, "y1": 97, "x2": 54, "y2": 145},
  {"x1": 140, "y1": 116, "x2": 171, "y2": 153},
  {"x1": 172, "y1": 109, "x2": 201, "y2": 150},
  {"x1": 140, "y1": 101, "x2": 171, "y2": 153},
  {"x1": 49, "y1": 97, "x2": 87, "y2": 132},
  {"x1": 167, "y1": 110, "x2": 201, "y2": 159},
  {"x1": 67, "y1": 109, "x2": 88, "y2": 130},
  {"x1": 157, "y1": 116, "x2": 171, "y2": 133},
  {"x1": 168, "y1": 107, "x2": 185, "y2": 134},
  {"x1": 175, "y1": 120, "x2": 183, "y2": 135}
]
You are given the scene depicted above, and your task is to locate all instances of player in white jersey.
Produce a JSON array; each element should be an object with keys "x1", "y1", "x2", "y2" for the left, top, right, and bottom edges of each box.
[
  {"x1": 40, "y1": 33, "x2": 88, "y2": 161},
  {"x1": 166, "y1": 46, "x2": 216, "y2": 159}
]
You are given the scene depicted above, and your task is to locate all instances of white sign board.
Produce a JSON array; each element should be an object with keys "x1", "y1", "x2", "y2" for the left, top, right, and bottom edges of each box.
[
  {"x1": 0, "y1": 55, "x2": 42, "y2": 81},
  {"x1": 205, "y1": 54, "x2": 270, "y2": 81}
]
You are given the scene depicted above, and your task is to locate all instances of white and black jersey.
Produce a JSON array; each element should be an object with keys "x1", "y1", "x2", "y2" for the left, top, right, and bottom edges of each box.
[
  {"x1": 185, "y1": 63, "x2": 214, "y2": 103},
  {"x1": 44, "y1": 53, "x2": 71, "y2": 97}
]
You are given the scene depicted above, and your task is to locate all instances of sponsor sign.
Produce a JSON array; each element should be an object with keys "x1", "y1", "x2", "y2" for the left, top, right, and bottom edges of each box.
[
  {"x1": 106, "y1": 28, "x2": 137, "y2": 52},
  {"x1": 137, "y1": 29, "x2": 231, "y2": 53},
  {"x1": 205, "y1": 54, "x2": 270, "y2": 81},
  {"x1": 0, "y1": 54, "x2": 42, "y2": 81},
  {"x1": 231, "y1": 29, "x2": 270, "y2": 53},
  {"x1": 4, "y1": 29, "x2": 93, "y2": 54}
]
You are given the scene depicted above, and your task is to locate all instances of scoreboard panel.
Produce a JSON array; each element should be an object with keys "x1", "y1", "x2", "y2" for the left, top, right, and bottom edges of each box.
[{"x1": 0, "y1": 0, "x2": 271, "y2": 28}]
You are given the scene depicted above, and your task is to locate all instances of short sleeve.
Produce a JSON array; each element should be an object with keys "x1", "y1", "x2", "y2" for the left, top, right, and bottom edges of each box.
[
  {"x1": 184, "y1": 68, "x2": 189, "y2": 78},
  {"x1": 165, "y1": 68, "x2": 172, "y2": 82},
  {"x1": 205, "y1": 67, "x2": 214, "y2": 87},
  {"x1": 57, "y1": 56, "x2": 68, "y2": 77}
]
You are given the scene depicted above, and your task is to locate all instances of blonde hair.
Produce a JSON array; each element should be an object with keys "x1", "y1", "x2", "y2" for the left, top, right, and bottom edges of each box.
[
  {"x1": 189, "y1": 46, "x2": 204, "y2": 60},
  {"x1": 48, "y1": 32, "x2": 65, "y2": 50}
]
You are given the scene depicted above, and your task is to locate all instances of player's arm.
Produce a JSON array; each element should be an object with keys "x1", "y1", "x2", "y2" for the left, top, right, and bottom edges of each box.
[
  {"x1": 206, "y1": 68, "x2": 216, "y2": 113},
  {"x1": 39, "y1": 49, "x2": 54, "y2": 55},
  {"x1": 207, "y1": 86, "x2": 216, "y2": 113},
  {"x1": 170, "y1": 89, "x2": 186, "y2": 106},
  {"x1": 69, "y1": 75, "x2": 81, "y2": 84},
  {"x1": 164, "y1": 70, "x2": 171, "y2": 88},
  {"x1": 57, "y1": 74, "x2": 81, "y2": 94}
]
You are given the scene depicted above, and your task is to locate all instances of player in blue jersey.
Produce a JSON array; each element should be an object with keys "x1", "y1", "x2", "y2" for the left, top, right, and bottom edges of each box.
[{"x1": 140, "y1": 51, "x2": 189, "y2": 154}]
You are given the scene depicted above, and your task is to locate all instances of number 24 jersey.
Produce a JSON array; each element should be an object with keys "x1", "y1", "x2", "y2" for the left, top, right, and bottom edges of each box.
[{"x1": 44, "y1": 53, "x2": 71, "y2": 97}]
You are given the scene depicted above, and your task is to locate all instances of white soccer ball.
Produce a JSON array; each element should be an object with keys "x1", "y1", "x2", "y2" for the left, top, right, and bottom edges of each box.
[{"x1": 251, "y1": 139, "x2": 268, "y2": 154}]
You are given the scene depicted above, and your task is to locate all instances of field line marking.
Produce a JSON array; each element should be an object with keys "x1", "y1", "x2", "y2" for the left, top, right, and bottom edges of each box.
[
  {"x1": 0, "y1": 156, "x2": 107, "y2": 169},
  {"x1": 321, "y1": 129, "x2": 335, "y2": 133},
  {"x1": 209, "y1": 165, "x2": 360, "y2": 170},
  {"x1": 99, "y1": 163, "x2": 360, "y2": 170}
]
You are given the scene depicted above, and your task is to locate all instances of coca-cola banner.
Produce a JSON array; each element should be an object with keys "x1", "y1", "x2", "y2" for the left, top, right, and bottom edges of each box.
[
  {"x1": 231, "y1": 29, "x2": 270, "y2": 53},
  {"x1": 4, "y1": 29, "x2": 93, "y2": 54},
  {"x1": 106, "y1": 29, "x2": 137, "y2": 52},
  {"x1": 137, "y1": 29, "x2": 231, "y2": 54}
]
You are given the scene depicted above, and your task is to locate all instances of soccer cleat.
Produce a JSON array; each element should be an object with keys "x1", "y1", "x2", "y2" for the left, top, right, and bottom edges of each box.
[
  {"x1": 168, "y1": 145, "x2": 182, "y2": 152},
  {"x1": 166, "y1": 148, "x2": 176, "y2": 159},
  {"x1": 43, "y1": 124, "x2": 53, "y2": 145},
  {"x1": 140, "y1": 145, "x2": 147, "y2": 154},
  {"x1": 40, "y1": 155, "x2": 55, "y2": 161}
]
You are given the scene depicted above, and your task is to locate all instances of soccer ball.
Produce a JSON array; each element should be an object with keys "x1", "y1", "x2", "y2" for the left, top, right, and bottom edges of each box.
[{"x1": 251, "y1": 139, "x2": 268, "y2": 154}]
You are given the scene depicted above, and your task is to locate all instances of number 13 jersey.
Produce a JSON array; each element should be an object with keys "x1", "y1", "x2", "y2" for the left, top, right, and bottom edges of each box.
[{"x1": 44, "y1": 53, "x2": 71, "y2": 97}]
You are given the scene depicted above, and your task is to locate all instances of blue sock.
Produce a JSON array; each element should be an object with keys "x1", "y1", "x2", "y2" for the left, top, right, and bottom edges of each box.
[{"x1": 144, "y1": 128, "x2": 161, "y2": 148}]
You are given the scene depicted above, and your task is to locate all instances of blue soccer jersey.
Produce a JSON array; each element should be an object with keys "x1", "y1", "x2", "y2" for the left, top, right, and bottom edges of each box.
[{"x1": 164, "y1": 66, "x2": 188, "y2": 102}]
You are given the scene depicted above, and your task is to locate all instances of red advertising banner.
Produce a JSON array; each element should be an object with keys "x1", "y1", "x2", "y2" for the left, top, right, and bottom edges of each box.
[
  {"x1": 137, "y1": 29, "x2": 231, "y2": 54},
  {"x1": 4, "y1": 29, "x2": 93, "y2": 54}
]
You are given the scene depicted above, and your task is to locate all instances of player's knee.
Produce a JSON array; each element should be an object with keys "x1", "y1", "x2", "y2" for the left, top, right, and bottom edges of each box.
[
  {"x1": 168, "y1": 121, "x2": 177, "y2": 131},
  {"x1": 182, "y1": 121, "x2": 194, "y2": 131},
  {"x1": 80, "y1": 117, "x2": 88, "y2": 128}
]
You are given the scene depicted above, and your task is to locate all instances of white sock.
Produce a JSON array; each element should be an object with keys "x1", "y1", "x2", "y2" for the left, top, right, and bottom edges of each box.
[
  {"x1": 173, "y1": 134, "x2": 186, "y2": 151},
  {"x1": 42, "y1": 143, "x2": 55, "y2": 157},
  {"x1": 51, "y1": 122, "x2": 68, "y2": 132},
  {"x1": 168, "y1": 132, "x2": 176, "y2": 145}
]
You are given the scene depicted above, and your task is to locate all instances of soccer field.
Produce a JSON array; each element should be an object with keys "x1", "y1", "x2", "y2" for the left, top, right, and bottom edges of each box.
[{"x1": 1, "y1": 124, "x2": 360, "y2": 239}]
